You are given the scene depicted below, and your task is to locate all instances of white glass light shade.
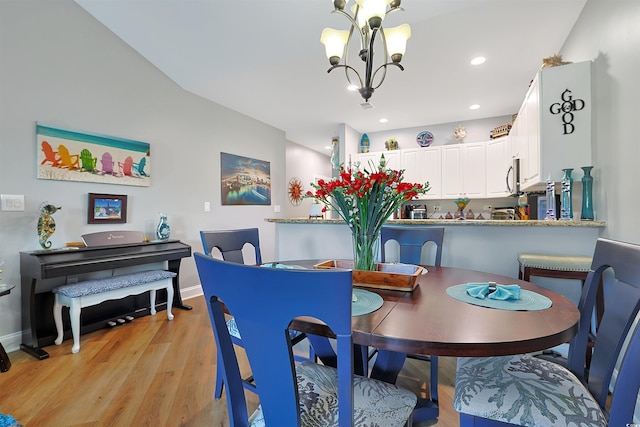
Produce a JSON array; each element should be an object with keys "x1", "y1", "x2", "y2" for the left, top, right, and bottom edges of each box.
[
  {"x1": 355, "y1": 0, "x2": 392, "y2": 27},
  {"x1": 383, "y1": 24, "x2": 411, "y2": 56},
  {"x1": 320, "y1": 28, "x2": 350, "y2": 59},
  {"x1": 350, "y1": 4, "x2": 367, "y2": 29}
]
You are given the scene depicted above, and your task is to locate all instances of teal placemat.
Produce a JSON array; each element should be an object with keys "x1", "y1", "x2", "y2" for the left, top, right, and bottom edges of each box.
[
  {"x1": 352, "y1": 289, "x2": 384, "y2": 316},
  {"x1": 446, "y1": 284, "x2": 552, "y2": 311}
]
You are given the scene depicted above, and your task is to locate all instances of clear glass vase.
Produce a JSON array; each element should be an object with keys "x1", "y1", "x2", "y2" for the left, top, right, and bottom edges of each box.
[
  {"x1": 352, "y1": 231, "x2": 380, "y2": 271},
  {"x1": 544, "y1": 177, "x2": 556, "y2": 220},
  {"x1": 560, "y1": 168, "x2": 573, "y2": 220}
]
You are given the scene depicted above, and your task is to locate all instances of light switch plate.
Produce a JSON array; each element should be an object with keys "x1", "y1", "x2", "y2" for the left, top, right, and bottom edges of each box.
[{"x1": 1, "y1": 194, "x2": 25, "y2": 211}]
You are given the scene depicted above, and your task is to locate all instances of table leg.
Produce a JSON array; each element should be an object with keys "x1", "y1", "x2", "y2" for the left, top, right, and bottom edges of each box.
[{"x1": 168, "y1": 259, "x2": 192, "y2": 310}]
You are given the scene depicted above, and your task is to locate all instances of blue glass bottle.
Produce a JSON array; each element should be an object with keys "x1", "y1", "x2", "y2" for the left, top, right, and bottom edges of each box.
[
  {"x1": 560, "y1": 168, "x2": 573, "y2": 220},
  {"x1": 580, "y1": 166, "x2": 594, "y2": 220}
]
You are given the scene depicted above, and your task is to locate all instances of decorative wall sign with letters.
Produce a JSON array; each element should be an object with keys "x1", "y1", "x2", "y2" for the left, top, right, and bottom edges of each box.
[{"x1": 549, "y1": 89, "x2": 586, "y2": 135}]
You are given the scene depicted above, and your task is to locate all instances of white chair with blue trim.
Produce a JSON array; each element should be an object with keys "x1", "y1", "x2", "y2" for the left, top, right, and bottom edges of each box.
[{"x1": 454, "y1": 238, "x2": 640, "y2": 426}]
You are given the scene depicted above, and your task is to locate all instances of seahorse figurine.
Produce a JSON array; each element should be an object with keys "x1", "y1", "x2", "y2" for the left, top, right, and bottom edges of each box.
[{"x1": 38, "y1": 203, "x2": 62, "y2": 249}]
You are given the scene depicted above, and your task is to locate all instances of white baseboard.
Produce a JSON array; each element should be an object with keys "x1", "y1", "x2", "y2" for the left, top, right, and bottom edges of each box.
[
  {"x1": 180, "y1": 284, "x2": 203, "y2": 301},
  {"x1": 1, "y1": 331, "x2": 22, "y2": 354},
  {"x1": 1, "y1": 287, "x2": 203, "y2": 354}
]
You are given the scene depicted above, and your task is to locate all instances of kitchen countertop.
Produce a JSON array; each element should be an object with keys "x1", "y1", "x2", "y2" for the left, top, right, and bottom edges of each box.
[{"x1": 266, "y1": 218, "x2": 606, "y2": 227}]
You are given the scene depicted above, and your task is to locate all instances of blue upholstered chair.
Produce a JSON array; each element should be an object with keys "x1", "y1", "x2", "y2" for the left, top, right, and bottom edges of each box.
[
  {"x1": 454, "y1": 238, "x2": 640, "y2": 426},
  {"x1": 200, "y1": 228, "x2": 308, "y2": 398},
  {"x1": 194, "y1": 253, "x2": 417, "y2": 426}
]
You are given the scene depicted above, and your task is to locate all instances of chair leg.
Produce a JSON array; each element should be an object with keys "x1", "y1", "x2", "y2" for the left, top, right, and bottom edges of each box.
[
  {"x1": 370, "y1": 350, "x2": 407, "y2": 384},
  {"x1": 214, "y1": 360, "x2": 224, "y2": 399},
  {"x1": 430, "y1": 356, "x2": 439, "y2": 403}
]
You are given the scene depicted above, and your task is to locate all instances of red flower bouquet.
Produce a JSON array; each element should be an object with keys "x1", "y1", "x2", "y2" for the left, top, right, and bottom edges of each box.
[{"x1": 306, "y1": 155, "x2": 429, "y2": 270}]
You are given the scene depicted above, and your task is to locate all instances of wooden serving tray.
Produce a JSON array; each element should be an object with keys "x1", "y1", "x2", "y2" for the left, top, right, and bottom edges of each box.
[{"x1": 313, "y1": 260, "x2": 423, "y2": 292}]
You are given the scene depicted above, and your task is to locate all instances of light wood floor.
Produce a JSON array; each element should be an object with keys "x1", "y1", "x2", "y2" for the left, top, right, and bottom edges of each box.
[{"x1": 0, "y1": 296, "x2": 460, "y2": 426}]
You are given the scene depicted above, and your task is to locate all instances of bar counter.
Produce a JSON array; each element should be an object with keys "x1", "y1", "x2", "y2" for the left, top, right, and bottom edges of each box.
[
  {"x1": 266, "y1": 218, "x2": 606, "y2": 227},
  {"x1": 265, "y1": 218, "x2": 605, "y2": 280}
]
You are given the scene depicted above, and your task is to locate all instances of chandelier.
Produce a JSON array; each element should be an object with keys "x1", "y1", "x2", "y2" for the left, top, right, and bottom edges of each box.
[{"x1": 320, "y1": 0, "x2": 411, "y2": 102}]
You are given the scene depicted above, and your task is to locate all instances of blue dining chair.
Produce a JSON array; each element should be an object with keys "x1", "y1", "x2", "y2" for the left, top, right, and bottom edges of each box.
[
  {"x1": 454, "y1": 238, "x2": 640, "y2": 426},
  {"x1": 380, "y1": 225, "x2": 444, "y2": 266},
  {"x1": 376, "y1": 226, "x2": 444, "y2": 421},
  {"x1": 194, "y1": 253, "x2": 418, "y2": 426},
  {"x1": 200, "y1": 228, "x2": 309, "y2": 398}
]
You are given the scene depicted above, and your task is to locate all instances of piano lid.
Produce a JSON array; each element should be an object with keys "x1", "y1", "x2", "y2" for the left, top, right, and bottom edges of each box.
[{"x1": 82, "y1": 230, "x2": 145, "y2": 246}]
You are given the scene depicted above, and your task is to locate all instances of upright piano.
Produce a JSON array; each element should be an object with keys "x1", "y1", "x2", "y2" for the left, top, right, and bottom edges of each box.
[{"x1": 20, "y1": 239, "x2": 192, "y2": 359}]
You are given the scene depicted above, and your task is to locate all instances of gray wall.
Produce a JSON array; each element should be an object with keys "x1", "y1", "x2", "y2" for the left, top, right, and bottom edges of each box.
[
  {"x1": 0, "y1": 0, "x2": 318, "y2": 345},
  {"x1": 559, "y1": 0, "x2": 640, "y2": 243},
  {"x1": 284, "y1": 141, "x2": 331, "y2": 218}
]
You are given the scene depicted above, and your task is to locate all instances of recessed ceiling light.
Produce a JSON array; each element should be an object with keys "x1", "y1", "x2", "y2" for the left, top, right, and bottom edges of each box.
[
  {"x1": 470, "y1": 56, "x2": 486, "y2": 65},
  {"x1": 324, "y1": 145, "x2": 333, "y2": 150},
  {"x1": 469, "y1": 104, "x2": 480, "y2": 110},
  {"x1": 379, "y1": 118, "x2": 388, "y2": 123}
]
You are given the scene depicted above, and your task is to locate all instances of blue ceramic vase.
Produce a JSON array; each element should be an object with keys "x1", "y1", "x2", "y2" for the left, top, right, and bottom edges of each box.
[
  {"x1": 580, "y1": 166, "x2": 594, "y2": 220},
  {"x1": 156, "y1": 214, "x2": 171, "y2": 240}
]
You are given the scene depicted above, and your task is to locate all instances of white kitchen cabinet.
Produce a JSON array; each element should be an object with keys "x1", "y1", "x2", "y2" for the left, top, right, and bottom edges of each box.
[
  {"x1": 514, "y1": 61, "x2": 592, "y2": 190},
  {"x1": 486, "y1": 136, "x2": 511, "y2": 197},
  {"x1": 462, "y1": 142, "x2": 486, "y2": 198},
  {"x1": 401, "y1": 147, "x2": 442, "y2": 199},
  {"x1": 441, "y1": 143, "x2": 486, "y2": 199},
  {"x1": 441, "y1": 145, "x2": 464, "y2": 198}
]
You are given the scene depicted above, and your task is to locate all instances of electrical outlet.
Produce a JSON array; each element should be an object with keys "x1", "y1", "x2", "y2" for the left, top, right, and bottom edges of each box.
[
  {"x1": 1, "y1": 194, "x2": 25, "y2": 211},
  {"x1": 433, "y1": 205, "x2": 441, "y2": 212}
]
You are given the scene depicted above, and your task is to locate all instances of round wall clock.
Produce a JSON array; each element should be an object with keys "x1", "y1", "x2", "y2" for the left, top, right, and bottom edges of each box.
[{"x1": 288, "y1": 177, "x2": 304, "y2": 206}]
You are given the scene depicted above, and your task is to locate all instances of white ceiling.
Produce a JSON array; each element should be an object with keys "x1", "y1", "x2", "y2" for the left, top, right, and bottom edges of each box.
[{"x1": 75, "y1": 0, "x2": 587, "y2": 154}]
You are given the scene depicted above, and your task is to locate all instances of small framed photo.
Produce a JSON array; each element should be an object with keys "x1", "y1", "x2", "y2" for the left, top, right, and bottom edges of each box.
[{"x1": 88, "y1": 193, "x2": 127, "y2": 224}]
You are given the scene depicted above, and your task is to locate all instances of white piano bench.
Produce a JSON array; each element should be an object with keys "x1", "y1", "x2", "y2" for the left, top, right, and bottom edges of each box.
[{"x1": 53, "y1": 270, "x2": 176, "y2": 354}]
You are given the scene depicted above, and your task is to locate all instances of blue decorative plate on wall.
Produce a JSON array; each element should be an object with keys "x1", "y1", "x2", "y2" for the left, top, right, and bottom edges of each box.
[{"x1": 416, "y1": 131, "x2": 434, "y2": 147}]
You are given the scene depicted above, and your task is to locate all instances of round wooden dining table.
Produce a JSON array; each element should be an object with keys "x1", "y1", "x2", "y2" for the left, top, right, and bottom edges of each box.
[
  {"x1": 285, "y1": 261, "x2": 580, "y2": 423},
  {"x1": 288, "y1": 261, "x2": 579, "y2": 357}
]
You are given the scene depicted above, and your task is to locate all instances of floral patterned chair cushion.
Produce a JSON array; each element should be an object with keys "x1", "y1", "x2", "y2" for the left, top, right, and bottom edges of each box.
[
  {"x1": 454, "y1": 355, "x2": 606, "y2": 427},
  {"x1": 248, "y1": 361, "x2": 417, "y2": 427}
]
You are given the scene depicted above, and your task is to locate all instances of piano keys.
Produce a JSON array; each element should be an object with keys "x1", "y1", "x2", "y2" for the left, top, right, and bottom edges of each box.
[{"x1": 20, "y1": 239, "x2": 191, "y2": 359}]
